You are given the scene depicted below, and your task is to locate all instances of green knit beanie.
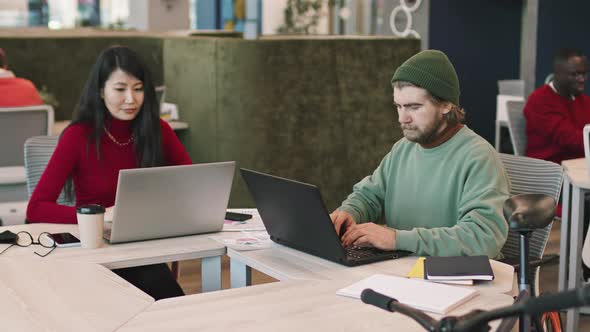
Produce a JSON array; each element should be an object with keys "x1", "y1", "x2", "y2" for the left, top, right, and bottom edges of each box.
[{"x1": 391, "y1": 50, "x2": 460, "y2": 105}]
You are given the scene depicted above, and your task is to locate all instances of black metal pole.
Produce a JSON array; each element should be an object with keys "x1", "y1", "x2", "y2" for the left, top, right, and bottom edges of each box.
[{"x1": 519, "y1": 232, "x2": 531, "y2": 332}]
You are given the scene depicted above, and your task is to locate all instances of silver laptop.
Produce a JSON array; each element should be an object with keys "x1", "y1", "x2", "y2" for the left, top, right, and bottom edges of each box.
[{"x1": 104, "y1": 161, "x2": 235, "y2": 243}]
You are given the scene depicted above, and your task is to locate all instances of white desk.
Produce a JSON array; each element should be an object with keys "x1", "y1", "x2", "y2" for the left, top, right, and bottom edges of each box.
[
  {"x1": 52, "y1": 120, "x2": 189, "y2": 136},
  {"x1": 0, "y1": 223, "x2": 226, "y2": 292},
  {"x1": 118, "y1": 279, "x2": 514, "y2": 332},
  {"x1": 1, "y1": 258, "x2": 153, "y2": 332},
  {"x1": 0, "y1": 200, "x2": 27, "y2": 225},
  {"x1": 0, "y1": 223, "x2": 519, "y2": 331},
  {"x1": 559, "y1": 158, "x2": 590, "y2": 332},
  {"x1": 227, "y1": 244, "x2": 516, "y2": 296},
  {"x1": 0, "y1": 166, "x2": 26, "y2": 185}
]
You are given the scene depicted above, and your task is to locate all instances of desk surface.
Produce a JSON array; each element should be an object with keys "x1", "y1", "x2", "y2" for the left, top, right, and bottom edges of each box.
[
  {"x1": 1, "y1": 258, "x2": 153, "y2": 332},
  {"x1": 1, "y1": 224, "x2": 516, "y2": 331},
  {"x1": 0, "y1": 223, "x2": 226, "y2": 269},
  {"x1": 562, "y1": 158, "x2": 590, "y2": 188},
  {"x1": 227, "y1": 244, "x2": 516, "y2": 295},
  {"x1": 559, "y1": 158, "x2": 590, "y2": 331},
  {"x1": 118, "y1": 279, "x2": 514, "y2": 332}
]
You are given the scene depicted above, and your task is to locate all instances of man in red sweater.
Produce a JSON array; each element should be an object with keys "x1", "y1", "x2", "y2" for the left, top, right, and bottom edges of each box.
[
  {"x1": 524, "y1": 48, "x2": 590, "y2": 165},
  {"x1": 524, "y1": 48, "x2": 590, "y2": 280},
  {"x1": 0, "y1": 48, "x2": 43, "y2": 107}
]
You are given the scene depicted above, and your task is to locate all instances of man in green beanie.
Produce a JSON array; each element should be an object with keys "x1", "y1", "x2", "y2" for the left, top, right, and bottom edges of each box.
[{"x1": 331, "y1": 50, "x2": 510, "y2": 258}]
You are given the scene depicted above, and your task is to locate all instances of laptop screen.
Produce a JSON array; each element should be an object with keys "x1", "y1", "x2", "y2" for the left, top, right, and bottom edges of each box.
[{"x1": 240, "y1": 168, "x2": 347, "y2": 262}]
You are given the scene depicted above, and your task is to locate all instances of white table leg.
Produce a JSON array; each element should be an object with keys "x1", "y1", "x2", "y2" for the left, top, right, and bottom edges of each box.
[
  {"x1": 566, "y1": 186, "x2": 585, "y2": 332},
  {"x1": 559, "y1": 177, "x2": 571, "y2": 292},
  {"x1": 201, "y1": 256, "x2": 221, "y2": 292},
  {"x1": 230, "y1": 258, "x2": 251, "y2": 288}
]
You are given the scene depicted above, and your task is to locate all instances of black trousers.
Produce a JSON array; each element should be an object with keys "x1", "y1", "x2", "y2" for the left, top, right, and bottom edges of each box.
[{"x1": 113, "y1": 263, "x2": 184, "y2": 300}]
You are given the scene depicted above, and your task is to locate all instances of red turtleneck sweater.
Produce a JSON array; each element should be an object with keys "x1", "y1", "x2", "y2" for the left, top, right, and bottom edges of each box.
[
  {"x1": 26, "y1": 118, "x2": 192, "y2": 224},
  {"x1": 524, "y1": 84, "x2": 590, "y2": 165}
]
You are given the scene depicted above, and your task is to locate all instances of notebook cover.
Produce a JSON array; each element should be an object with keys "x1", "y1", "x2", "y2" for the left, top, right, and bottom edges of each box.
[{"x1": 424, "y1": 255, "x2": 494, "y2": 281}]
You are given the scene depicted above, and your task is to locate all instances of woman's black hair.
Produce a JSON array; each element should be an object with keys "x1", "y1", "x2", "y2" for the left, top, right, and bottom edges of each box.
[{"x1": 64, "y1": 45, "x2": 162, "y2": 200}]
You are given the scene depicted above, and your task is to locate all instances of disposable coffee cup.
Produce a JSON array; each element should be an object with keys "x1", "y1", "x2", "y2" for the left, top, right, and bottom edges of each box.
[{"x1": 76, "y1": 204, "x2": 105, "y2": 249}]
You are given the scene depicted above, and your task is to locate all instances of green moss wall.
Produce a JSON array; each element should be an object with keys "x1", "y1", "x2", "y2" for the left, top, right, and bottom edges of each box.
[
  {"x1": 0, "y1": 35, "x2": 163, "y2": 120},
  {"x1": 163, "y1": 37, "x2": 419, "y2": 209},
  {"x1": 2, "y1": 31, "x2": 418, "y2": 210}
]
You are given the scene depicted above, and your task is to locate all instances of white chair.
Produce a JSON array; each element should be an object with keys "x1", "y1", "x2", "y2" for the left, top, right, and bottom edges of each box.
[
  {"x1": 23, "y1": 135, "x2": 180, "y2": 277},
  {"x1": 24, "y1": 135, "x2": 74, "y2": 206},
  {"x1": 0, "y1": 105, "x2": 54, "y2": 167},
  {"x1": 0, "y1": 105, "x2": 54, "y2": 203},
  {"x1": 506, "y1": 100, "x2": 527, "y2": 156},
  {"x1": 499, "y1": 153, "x2": 563, "y2": 294}
]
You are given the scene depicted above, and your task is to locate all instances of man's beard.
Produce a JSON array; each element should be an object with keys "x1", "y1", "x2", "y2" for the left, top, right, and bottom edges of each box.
[{"x1": 401, "y1": 117, "x2": 446, "y2": 145}]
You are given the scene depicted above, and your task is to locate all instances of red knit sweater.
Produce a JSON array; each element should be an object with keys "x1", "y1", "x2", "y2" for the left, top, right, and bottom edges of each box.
[
  {"x1": 0, "y1": 77, "x2": 43, "y2": 107},
  {"x1": 524, "y1": 84, "x2": 590, "y2": 165},
  {"x1": 26, "y1": 118, "x2": 192, "y2": 224}
]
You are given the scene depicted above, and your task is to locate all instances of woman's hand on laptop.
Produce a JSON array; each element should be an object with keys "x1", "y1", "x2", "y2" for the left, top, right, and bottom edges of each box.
[
  {"x1": 340, "y1": 223, "x2": 397, "y2": 251},
  {"x1": 330, "y1": 210, "x2": 356, "y2": 238}
]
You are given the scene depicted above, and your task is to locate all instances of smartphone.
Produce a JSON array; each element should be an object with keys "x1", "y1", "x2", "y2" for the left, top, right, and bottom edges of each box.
[
  {"x1": 225, "y1": 211, "x2": 253, "y2": 221},
  {"x1": 47, "y1": 232, "x2": 81, "y2": 248}
]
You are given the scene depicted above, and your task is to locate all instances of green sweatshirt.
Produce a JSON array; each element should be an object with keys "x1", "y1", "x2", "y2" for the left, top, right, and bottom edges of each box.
[{"x1": 339, "y1": 126, "x2": 510, "y2": 258}]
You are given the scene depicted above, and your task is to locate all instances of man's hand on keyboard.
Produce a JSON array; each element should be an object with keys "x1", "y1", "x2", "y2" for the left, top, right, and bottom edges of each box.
[
  {"x1": 340, "y1": 222, "x2": 397, "y2": 251},
  {"x1": 330, "y1": 210, "x2": 356, "y2": 238}
]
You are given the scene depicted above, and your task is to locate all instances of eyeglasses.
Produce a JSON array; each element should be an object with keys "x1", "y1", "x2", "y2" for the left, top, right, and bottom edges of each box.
[{"x1": 0, "y1": 231, "x2": 56, "y2": 257}]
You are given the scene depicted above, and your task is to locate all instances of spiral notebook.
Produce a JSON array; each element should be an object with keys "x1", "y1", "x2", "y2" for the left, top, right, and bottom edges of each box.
[{"x1": 336, "y1": 274, "x2": 479, "y2": 314}]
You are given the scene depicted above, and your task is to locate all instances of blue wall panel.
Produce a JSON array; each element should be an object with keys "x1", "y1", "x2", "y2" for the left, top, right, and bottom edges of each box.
[
  {"x1": 197, "y1": 0, "x2": 221, "y2": 29},
  {"x1": 536, "y1": 0, "x2": 590, "y2": 93},
  {"x1": 429, "y1": 0, "x2": 523, "y2": 143}
]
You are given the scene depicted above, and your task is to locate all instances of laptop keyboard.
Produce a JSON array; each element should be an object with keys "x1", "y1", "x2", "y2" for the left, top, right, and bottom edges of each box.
[{"x1": 345, "y1": 245, "x2": 393, "y2": 260}]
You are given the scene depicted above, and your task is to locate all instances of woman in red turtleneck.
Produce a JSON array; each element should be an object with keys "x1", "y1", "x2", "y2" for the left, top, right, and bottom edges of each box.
[{"x1": 26, "y1": 46, "x2": 191, "y2": 300}]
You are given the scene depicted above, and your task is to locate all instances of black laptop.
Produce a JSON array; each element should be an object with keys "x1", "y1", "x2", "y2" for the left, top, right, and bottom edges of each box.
[{"x1": 240, "y1": 168, "x2": 411, "y2": 266}]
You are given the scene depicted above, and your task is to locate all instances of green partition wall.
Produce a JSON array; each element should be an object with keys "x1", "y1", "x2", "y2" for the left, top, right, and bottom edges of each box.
[
  {"x1": 0, "y1": 34, "x2": 163, "y2": 120},
  {"x1": 163, "y1": 37, "x2": 419, "y2": 209},
  {"x1": 1, "y1": 31, "x2": 418, "y2": 210}
]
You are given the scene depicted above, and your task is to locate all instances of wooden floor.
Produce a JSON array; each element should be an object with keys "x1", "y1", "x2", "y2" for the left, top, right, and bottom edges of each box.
[
  {"x1": 176, "y1": 255, "x2": 276, "y2": 294},
  {"x1": 538, "y1": 219, "x2": 590, "y2": 330},
  {"x1": 175, "y1": 222, "x2": 590, "y2": 329}
]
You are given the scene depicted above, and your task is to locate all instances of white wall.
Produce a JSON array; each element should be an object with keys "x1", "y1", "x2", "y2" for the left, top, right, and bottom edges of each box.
[
  {"x1": 100, "y1": 0, "x2": 130, "y2": 27},
  {"x1": 128, "y1": 0, "x2": 190, "y2": 31},
  {"x1": 0, "y1": 0, "x2": 27, "y2": 11},
  {"x1": 48, "y1": 0, "x2": 77, "y2": 28},
  {"x1": 379, "y1": 0, "x2": 429, "y2": 49},
  {"x1": 128, "y1": 0, "x2": 149, "y2": 30},
  {"x1": 0, "y1": 0, "x2": 28, "y2": 27},
  {"x1": 262, "y1": 0, "x2": 286, "y2": 35}
]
